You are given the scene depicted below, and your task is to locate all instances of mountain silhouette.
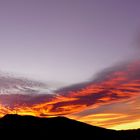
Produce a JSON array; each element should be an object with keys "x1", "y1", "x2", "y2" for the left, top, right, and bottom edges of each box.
[{"x1": 0, "y1": 114, "x2": 140, "y2": 140}]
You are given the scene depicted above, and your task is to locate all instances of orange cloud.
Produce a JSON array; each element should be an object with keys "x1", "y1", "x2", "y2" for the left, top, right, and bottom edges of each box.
[{"x1": 0, "y1": 60, "x2": 140, "y2": 130}]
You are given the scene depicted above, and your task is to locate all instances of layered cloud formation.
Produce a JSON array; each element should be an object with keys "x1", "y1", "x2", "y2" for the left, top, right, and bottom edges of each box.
[{"x1": 0, "y1": 60, "x2": 140, "y2": 129}]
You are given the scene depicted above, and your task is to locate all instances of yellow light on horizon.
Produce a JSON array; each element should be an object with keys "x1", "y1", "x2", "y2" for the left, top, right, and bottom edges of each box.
[{"x1": 110, "y1": 120, "x2": 140, "y2": 130}]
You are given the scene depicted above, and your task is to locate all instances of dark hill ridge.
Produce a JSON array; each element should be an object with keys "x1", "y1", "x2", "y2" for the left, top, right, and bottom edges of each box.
[
  {"x1": 0, "y1": 114, "x2": 97, "y2": 129},
  {"x1": 0, "y1": 114, "x2": 140, "y2": 140}
]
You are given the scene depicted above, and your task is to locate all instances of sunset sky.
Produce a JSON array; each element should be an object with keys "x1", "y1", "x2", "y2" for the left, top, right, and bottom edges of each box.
[
  {"x1": 0, "y1": 0, "x2": 140, "y2": 84},
  {"x1": 0, "y1": 0, "x2": 140, "y2": 130}
]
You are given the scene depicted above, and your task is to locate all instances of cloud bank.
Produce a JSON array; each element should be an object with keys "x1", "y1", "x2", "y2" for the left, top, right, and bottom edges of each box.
[{"x1": 0, "y1": 60, "x2": 140, "y2": 128}]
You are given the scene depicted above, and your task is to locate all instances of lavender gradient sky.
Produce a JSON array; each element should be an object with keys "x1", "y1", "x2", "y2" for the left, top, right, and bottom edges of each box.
[{"x1": 0, "y1": 0, "x2": 140, "y2": 86}]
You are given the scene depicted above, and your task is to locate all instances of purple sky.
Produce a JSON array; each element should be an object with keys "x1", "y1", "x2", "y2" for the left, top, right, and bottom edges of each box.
[{"x1": 0, "y1": 0, "x2": 140, "y2": 86}]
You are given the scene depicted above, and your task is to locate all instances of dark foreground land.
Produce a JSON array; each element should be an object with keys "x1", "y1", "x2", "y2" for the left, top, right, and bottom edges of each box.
[{"x1": 0, "y1": 114, "x2": 140, "y2": 140}]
